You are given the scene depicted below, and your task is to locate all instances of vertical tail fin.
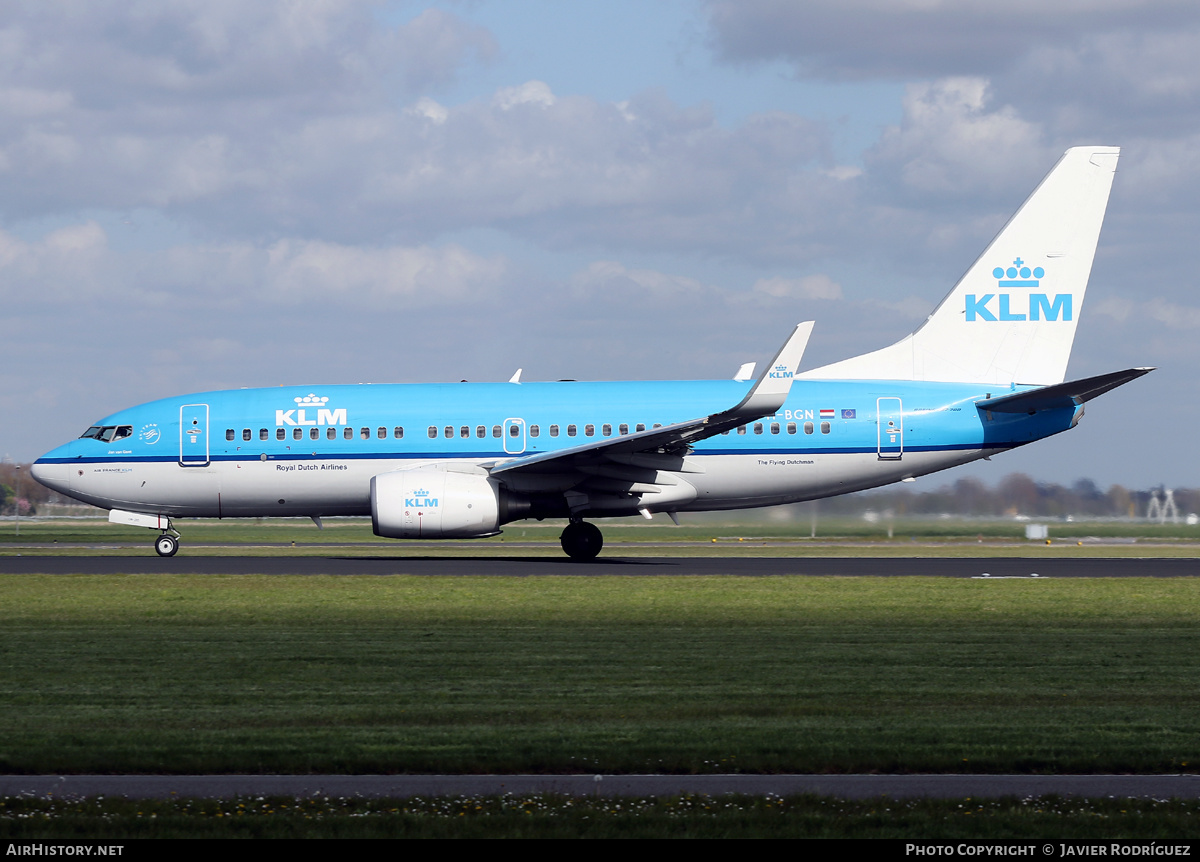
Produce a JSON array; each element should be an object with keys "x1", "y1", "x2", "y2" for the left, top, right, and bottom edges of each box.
[{"x1": 806, "y1": 146, "x2": 1120, "y2": 385}]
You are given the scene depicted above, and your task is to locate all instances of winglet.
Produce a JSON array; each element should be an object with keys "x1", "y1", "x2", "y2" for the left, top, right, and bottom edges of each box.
[
  {"x1": 730, "y1": 321, "x2": 814, "y2": 416},
  {"x1": 508, "y1": 368, "x2": 522, "y2": 384},
  {"x1": 733, "y1": 362, "x2": 756, "y2": 382}
]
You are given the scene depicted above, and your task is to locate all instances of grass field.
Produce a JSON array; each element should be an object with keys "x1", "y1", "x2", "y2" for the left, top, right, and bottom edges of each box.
[
  {"x1": 1, "y1": 571, "x2": 1198, "y2": 776},
  {"x1": 5, "y1": 793, "x2": 1200, "y2": 839}
]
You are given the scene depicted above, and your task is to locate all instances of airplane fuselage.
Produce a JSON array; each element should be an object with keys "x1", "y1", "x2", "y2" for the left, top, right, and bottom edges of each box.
[{"x1": 33, "y1": 378, "x2": 1070, "y2": 520}]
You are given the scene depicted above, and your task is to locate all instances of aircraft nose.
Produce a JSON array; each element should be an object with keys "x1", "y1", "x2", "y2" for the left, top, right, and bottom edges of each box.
[{"x1": 31, "y1": 458, "x2": 70, "y2": 494}]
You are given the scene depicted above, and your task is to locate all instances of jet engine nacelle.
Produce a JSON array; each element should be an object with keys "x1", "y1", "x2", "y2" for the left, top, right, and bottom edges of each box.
[{"x1": 371, "y1": 467, "x2": 503, "y2": 539}]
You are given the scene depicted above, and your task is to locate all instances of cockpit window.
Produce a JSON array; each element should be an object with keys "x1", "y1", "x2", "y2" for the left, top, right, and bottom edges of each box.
[{"x1": 80, "y1": 425, "x2": 133, "y2": 442}]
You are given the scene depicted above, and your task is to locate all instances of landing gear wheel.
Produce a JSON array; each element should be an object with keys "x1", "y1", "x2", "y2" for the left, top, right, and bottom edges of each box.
[
  {"x1": 560, "y1": 521, "x2": 603, "y2": 560},
  {"x1": 155, "y1": 534, "x2": 179, "y2": 557}
]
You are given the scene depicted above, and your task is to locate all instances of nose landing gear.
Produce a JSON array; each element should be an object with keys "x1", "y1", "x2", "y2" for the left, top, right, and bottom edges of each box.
[
  {"x1": 154, "y1": 532, "x2": 179, "y2": 557},
  {"x1": 560, "y1": 520, "x2": 603, "y2": 560},
  {"x1": 107, "y1": 509, "x2": 181, "y2": 557}
]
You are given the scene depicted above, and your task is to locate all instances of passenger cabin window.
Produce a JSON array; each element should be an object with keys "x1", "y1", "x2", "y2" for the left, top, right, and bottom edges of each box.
[
  {"x1": 549, "y1": 425, "x2": 559, "y2": 437},
  {"x1": 821, "y1": 421, "x2": 831, "y2": 434},
  {"x1": 602, "y1": 424, "x2": 612, "y2": 437},
  {"x1": 476, "y1": 426, "x2": 485, "y2": 439},
  {"x1": 243, "y1": 429, "x2": 252, "y2": 442},
  {"x1": 585, "y1": 424, "x2": 595, "y2": 437},
  {"x1": 395, "y1": 427, "x2": 404, "y2": 439},
  {"x1": 459, "y1": 426, "x2": 469, "y2": 438},
  {"x1": 771, "y1": 423, "x2": 780, "y2": 435},
  {"x1": 260, "y1": 429, "x2": 269, "y2": 441},
  {"x1": 804, "y1": 422, "x2": 814, "y2": 435},
  {"x1": 530, "y1": 425, "x2": 539, "y2": 437},
  {"x1": 444, "y1": 426, "x2": 453, "y2": 439},
  {"x1": 787, "y1": 422, "x2": 797, "y2": 434},
  {"x1": 428, "y1": 426, "x2": 437, "y2": 439},
  {"x1": 361, "y1": 427, "x2": 370, "y2": 439},
  {"x1": 753, "y1": 423, "x2": 763, "y2": 435},
  {"x1": 509, "y1": 424, "x2": 520, "y2": 437},
  {"x1": 379, "y1": 427, "x2": 387, "y2": 439},
  {"x1": 327, "y1": 427, "x2": 336, "y2": 440},
  {"x1": 345, "y1": 427, "x2": 353, "y2": 440},
  {"x1": 293, "y1": 428, "x2": 303, "y2": 440},
  {"x1": 737, "y1": 425, "x2": 746, "y2": 435},
  {"x1": 567, "y1": 424, "x2": 577, "y2": 437},
  {"x1": 492, "y1": 425, "x2": 501, "y2": 438},
  {"x1": 635, "y1": 423, "x2": 645, "y2": 432},
  {"x1": 278, "y1": 428, "x2": 286, "y2": 441},
  {"x1": 226, "y1": 429, "x2": 235, "y2": 441},
  {"x1": 307, "y1": 427, "x2": 317, "y2": 440}
]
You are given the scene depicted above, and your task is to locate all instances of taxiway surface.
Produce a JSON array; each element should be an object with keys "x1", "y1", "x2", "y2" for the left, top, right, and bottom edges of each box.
[{"x1": 0, "y1": 555, "x2": 1194, "y2": 577}]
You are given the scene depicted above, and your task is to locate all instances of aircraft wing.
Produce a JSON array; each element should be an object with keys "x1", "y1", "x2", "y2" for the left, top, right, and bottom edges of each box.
[
  {"x1": 490, "y1": 322, "x2": 814, "y2": 478},
  {"x1": 976, "y1": 367, "x2": 1154, "y2": 414}
]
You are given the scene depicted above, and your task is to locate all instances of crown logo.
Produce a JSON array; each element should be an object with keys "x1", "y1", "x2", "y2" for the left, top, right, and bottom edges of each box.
[
  {"x1": 413, "y1": 489, "x2": 430, "y2": 497},
  {"x1": 294, "y1": 394, "x2": 330, "y2": 406},
  {"x1": 992, "y1": 258, "x2": 1044, "y2": 288}
]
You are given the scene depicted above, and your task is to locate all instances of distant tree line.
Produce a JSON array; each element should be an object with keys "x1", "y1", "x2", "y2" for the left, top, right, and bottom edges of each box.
[
  {"x1": 0, "y1": 462, "x2": 54, "y2": 516},
  {"x1": 823, "y1": 474, "x2": 1197, "y2": 520}
]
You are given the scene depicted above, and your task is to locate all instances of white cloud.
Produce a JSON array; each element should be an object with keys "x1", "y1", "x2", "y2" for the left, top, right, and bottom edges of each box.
[
  {"x1": 0, "y1": 221, "x2": 507, "y2": 309},
  {"x1": 262, "y1": 240, "x2": 507, "y2": 304},
  {"x1": 704, "y1": 0, "x2": 1200, "y2": 80},
  {"x1": 1144, "y1": 297, "x2": 1200, "y2": 330},
  {"x1": 409, "y1": 97, "x2": 449, "y2": 125},
  {"x1": 753, "y1": 274, "x2": 842, "y2": 300},
  {"x1": 492, "y1": 81, "x2": 557, "y2": 110},
  {"x1": 868, "y1": 78, "x2": 1047, "y2": 197},
  {"x1": 569, "y1": 260, "x2": 714, "y2": 302}
]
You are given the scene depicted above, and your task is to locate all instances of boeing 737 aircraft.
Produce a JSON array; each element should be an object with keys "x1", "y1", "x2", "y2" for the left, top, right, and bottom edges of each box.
[{"x1": 32, "y1": 146, "x2": 1149, "y2": 559}]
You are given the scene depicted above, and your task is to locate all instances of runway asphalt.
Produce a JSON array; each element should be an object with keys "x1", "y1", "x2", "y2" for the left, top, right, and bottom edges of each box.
[{"x1": 0, "y1": 554, "x2": 1195, "y2": 576}]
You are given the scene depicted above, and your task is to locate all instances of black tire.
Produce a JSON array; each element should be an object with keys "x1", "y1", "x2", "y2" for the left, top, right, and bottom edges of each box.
[
  {"x1": 560, "y1": 521, "x2": 603, "y2": 560},
  {"x1": 155, "y1": 534, "x2": 179, "y2": 557}
]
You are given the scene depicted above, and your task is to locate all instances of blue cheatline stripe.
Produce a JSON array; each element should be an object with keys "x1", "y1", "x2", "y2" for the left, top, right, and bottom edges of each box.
[{"x1": 38, "y1": 441, "x2": 1002, "y2": 468}]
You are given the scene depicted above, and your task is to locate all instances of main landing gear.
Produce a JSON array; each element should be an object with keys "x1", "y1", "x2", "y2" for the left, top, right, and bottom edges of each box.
[{"x1": 560, "y1": 520, "x2": 603, "y2": 561}]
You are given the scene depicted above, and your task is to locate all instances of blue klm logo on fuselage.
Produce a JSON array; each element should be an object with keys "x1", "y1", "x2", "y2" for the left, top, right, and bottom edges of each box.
[{"x1": 965, "y1": 258, "x2": 1072, "y2": 322}]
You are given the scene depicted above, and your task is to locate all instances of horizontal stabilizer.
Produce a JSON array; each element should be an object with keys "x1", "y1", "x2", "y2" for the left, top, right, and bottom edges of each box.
[{"x1": 977, "y1": 367, "x2": 1154, "y2": 414}]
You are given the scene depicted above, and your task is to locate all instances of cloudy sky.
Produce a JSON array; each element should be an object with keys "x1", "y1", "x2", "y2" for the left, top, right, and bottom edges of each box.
[{"x1": 2, "y1": 0, "x2": 1197, "y2": 492}]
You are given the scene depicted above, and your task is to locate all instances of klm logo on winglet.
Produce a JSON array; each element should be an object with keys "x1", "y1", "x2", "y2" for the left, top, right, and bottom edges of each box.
[
  {"x1": 275, "y1": 393, "x2": 349, "y2": 426},
  {"x1": 405, "y1": 489, "x2": 438, "y2": 508},
  {"x1": 966, "y1": 258, "x2": 1071, "y2": 322},
  {"x1": 768, "y1": 364, "x2": 793, "y2": 380}
]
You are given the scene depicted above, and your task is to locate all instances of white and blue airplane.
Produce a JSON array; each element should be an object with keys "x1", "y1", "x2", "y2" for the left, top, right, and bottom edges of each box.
[{"x1": 32, "y1": 146, "x2": 1149, "y2": 559}]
